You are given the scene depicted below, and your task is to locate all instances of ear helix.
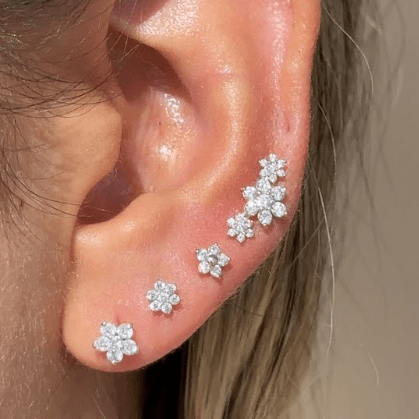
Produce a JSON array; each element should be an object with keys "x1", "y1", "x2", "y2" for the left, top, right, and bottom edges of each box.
[{"x1": 92, "y1": 154, "x2": 287, "y2": 365}]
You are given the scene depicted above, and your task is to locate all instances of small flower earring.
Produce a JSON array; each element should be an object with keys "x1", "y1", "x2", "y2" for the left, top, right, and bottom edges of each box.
[
  {"x1": 93, "y1": 322, "x2": 139, "y2": 364},
  {"x1": 147, "y1": 280, "x2": 181, "y2": 314},
  {"x1": 196, "y1": 243, "x2": 230, "y2": 278}
]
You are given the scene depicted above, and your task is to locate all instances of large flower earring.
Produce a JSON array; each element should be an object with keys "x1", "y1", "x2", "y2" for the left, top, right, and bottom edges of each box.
[{"x1": 228, "y1": 154, "x2": 287, "y2": 242}]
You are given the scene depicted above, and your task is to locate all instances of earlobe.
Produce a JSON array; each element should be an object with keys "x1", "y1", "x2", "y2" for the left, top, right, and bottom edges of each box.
[{"x1": 62, "y1": 0, "x2": 320, "y2": 371}]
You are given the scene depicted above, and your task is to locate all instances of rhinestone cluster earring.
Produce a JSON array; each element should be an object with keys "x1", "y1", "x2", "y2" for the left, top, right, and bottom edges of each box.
[{"x1": 227, "y1": 154, "x2": 287, "y2": 243}]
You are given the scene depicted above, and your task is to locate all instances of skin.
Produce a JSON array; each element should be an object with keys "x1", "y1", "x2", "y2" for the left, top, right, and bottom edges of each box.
[{"x1": 0, "y1": 0, "x2": 320, "y2": 417}]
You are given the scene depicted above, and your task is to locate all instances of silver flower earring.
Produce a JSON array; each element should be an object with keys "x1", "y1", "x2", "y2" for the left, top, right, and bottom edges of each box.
[
  {"x1": 93, "y1": 322, "x2": 139, "y2": 364},
  {"x1": 227, "y1": 154, "x2": 287, "y2": 242},
  {"x1": 147, "y1": 280, "x2": 181, "y2": 314},
  {"x1": 196, "y1": 243, "x2": 230, "y2": 278}
]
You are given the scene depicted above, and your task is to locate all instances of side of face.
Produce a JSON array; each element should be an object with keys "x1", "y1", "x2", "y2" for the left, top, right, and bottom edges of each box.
[{"x1": 0, "y1": 0, "x2": 320, "y2": 416}]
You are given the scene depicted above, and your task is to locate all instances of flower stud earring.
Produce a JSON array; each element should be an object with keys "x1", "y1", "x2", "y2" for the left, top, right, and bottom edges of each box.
[
  {"x1": 227, "y1": 212, "x2": 255, "y2": 243},
  {"x1": 196, "y1": 243, "x2": 230, "y2": 278},
  {"x1": 93, "y1": 322, "x2": 138, "y2": 364},
  {"x1": 147, "y1": 280, "x2": 181, "y2": 314}
]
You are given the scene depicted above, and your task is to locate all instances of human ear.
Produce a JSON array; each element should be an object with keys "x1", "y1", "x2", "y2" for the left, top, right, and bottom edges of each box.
[{"x1": 62, "y1": 0, "x2": 320, "y2": 371}]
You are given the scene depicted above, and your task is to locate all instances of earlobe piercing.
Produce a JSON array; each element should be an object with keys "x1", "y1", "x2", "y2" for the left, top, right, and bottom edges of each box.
[
  {"x1": 196, "y1": 243, "x2": 230, "y2": 278},
  {"x1": 147, "y1": 280, "x2": 181, "y2": 314},
  {"x1": 227, "y1": 154, "x2": 287, "y2": 242},
  {"x1": 93, "y1": 322, "x2": 139, "y2": 364}
]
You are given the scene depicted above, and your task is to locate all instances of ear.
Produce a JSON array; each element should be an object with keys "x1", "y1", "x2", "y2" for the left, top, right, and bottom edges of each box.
[{"x1": 62, "y1": 0, "x2": 320, "y2": 371}]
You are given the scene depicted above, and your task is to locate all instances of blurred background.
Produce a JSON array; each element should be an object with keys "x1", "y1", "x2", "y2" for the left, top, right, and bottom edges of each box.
[{"x1": 298, "y1": 1, "x2": 418, "y2": 418}]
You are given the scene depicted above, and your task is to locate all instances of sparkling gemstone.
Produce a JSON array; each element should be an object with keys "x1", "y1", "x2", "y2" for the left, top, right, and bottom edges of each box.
[
  {"x1": 237, "y1": 233, "x2": 246, "y2": 243},
  {"x1": 246, "y1": 229, "x2": 255, "y2": 238},
  {"x1": 218, "y1": 254, "x2": 230, "y2": 267},
  {"x1": 255, "y1": 194, "x2": 272, "y2": 210},
  {"x1": 258, "y1": 210, "x2": 273, "y2": 226},
  {"x1": 154, "y1": 281, "x2": 165, "y2": 291},
  {"x1": 100, "y1": 322, "x2": 117, "y2": 337},
  {"x1": 207, "y1": 255, "x2": 218, "y2": 265},
  {"x1": 243, "y1": 186, "x2": 257, "y2": 200},
  {"x1": 256, "y1": 178, "x2": 271, "y2": 193},
  {"x1": 166, "y1": 283, "x2": 177, "y2": 293},
  {"x1": 161, "y1": 303, "x2": 173, "y2": 314},
  {"x1": 210, "y1": 265, "x2": 222, "y2": 278},
  {"x1": 107, "y1": 348, "x2": 124, "y2": 364},
  {"x1": 93, "y1": 336, "x2": 111, "y2": 352},
  {"x1": 245, "y1": 200, "x2": 259, "y2": 216},
  {"x1": 208, "y1": 244, "x2": 221, "y2": 256},
  {"x1": 227, "y1": 218, "x2": 236, "y2": 228},
  {"x1": 169, "y1": 294, "x2": 181, "y2": 305},
  {"x1": 271, "y1": 186, "x2": 286, "y2": 201},
  {"x1": 147, "y1": 290, "x2": 157, "y2": 301},
  {"x1": 199, "y1": 261, "x2": 211, "y2": 274},
  {"x1": 196, "y1": 249, "x2": 207, "y2": 261},
  {"x1": 117, "y1": 324, "x2": 133, "y2": 340},
  {"x1": 122, "y1": 339, "x2": 138, "y2": 356},
  {"x1": 272, "y1": 202, "x2": 287, "y2": 217},
  {"x1": 150, "y1": 300, "x2": 162, "y2": 311},
  {"x1": 228, "y1": 228, "x2": 236, "y2": 238}
]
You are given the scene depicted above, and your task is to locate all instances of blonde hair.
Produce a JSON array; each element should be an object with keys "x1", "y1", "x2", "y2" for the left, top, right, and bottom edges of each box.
[{"x1": 184, "y1": 1, "x2": 378, "y2": 417}]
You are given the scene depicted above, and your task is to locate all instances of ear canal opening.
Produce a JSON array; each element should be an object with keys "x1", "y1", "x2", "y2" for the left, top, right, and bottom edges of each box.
[{"x1": 76, "y1": 160, "x2": 138, "y2": 225}]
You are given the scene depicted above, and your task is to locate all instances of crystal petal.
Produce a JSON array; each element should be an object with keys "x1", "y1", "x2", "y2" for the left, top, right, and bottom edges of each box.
[
  {"x1": 243, "y1": 186, "x2": 258, "y2": 200},
  {"x1": 245, "y1": 200, "x2": 259, "y2": 216},
  {"x1": 227, "y1": 217, "x2": 236, "y2": 228},
  {"x1": 210, "y1": 265, "x2": 222, "y2": 278},
  {"x1": 196, "y1": 249, "x2": 207, "y2": 261},
  {"x1": 93, "y1": 336, "x2": 111, "y2": 352},
  {"x1": 166, "y1": 283, "x2": 177, "y2": 293},
  {"x1": 258, "y1": 210, "x2": 273, "y2": 226},
  {"x1": 271, "y1": 202, "x2": 287, "y2": 218},
  {"x1": 122, "y1": 339, "x2": 138, "y2": 356},
  {"x1": 150, "y1": 300, "x2": 162, "y2": 311},
  {"x1": 237, "y1": 233, "x2": 246, "y2": 243},
  {"x1": 259, "y1": 158, "x2": 268, "y2": 167},
  {"x1": 198, "y1": 261, "x2": 211, "y2": 274},
  {"x1": 271, "y1": 186, "x2": 286, "y2": 202},
  {"x1": 246, "y1": 229, "x2": 255, "y2": 238},
  {"x1": 117, "y1": 323, "x2": 133, "y2": 340},
  {"x1": 255, "y1": 194, "x2": 272, "y2": 210},
  {"x1": 218, "y1": 254, "x2": 230, "y2": 267},
  {"x1": 147, "y1": 290, "x2": 158, "y2": 301},
  {"x1": 161, "y1": 303, "x2": 173, "y2": 314},
  {"x1": 107, "y1": 348, "x2": 124, "y2": 364},
  {"x1": 208, "y1": 244, "x2": 221, "y2": 256},
  {"x1": 169, "y1": 294, "x2": 180, "y2": 305},
  {"x1": 100, "y1": 322, "x2": 117, "y2": 338},
  {"x1": 256, "y1": 178, "x2": 271, "y2": 194},
  {"x1": 154, "y1": 280, "x2": 165, "y2": 291}
]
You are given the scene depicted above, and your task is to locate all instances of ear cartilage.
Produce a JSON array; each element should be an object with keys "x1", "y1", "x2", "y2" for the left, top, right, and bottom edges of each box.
[
  {"x1": 227, "y1": 154, "x2": 287, "y2": 242},
  {"x1": 147, "y1": 280, "x2": 181, "y2": 314},
  {"x1": 196, "y1": 243, "x2": 231, "y2": 278},
  {"x1": 93, "y1": 322, "x2": 139, "y2": 364}
]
